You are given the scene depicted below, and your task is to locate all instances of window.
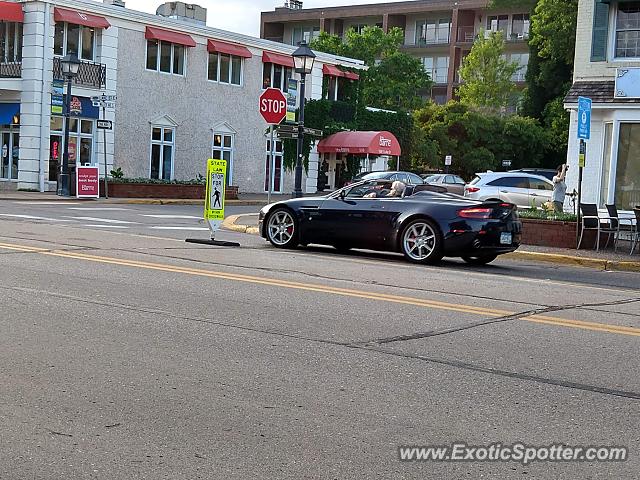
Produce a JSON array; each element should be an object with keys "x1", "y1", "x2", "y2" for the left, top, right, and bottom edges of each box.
[
  {"x1": 614, "y1": 123, "x2": 640, "y2": 210},
  {"x1": 265, "y1": 139, "x2": 284, "y2": 193},
  {"x1": 511, "y1": 14, "x2": 530, "y2": 39},
  {"x1": 530, "y1": 178, "x2": 552, "y2": 191},
  {"x1": 54, "y1": 22, "x2": 95, "y2": 61},
  {"x1": 208, "y1": 52, "x2": 243, "y2": 85},
  {"x1": 488, "y1": 177, "x2": 529, "y2": 188},
  {"x1": 0, "y1": 21, "x2": 23, "y2": 62},
  {"x1": 422, "y1": 56, "x2": 449, "y2": 83},
  {"x1": 146, "y1": 40, "x2": 184, "y2": 75},
  {"x1": 415, "y1": 18, "x2": 451, "y2": 45},
  {"x1": 49, "y1": 116, "x2": 94, "y2": 167},
  {"x1": 262, "y1": 62, "x2": 293, "y2": 91},
  {"x1": 213, "y1": 132, "x2": 234, "y2": 185},
  {"x1": 615, "y1": 2, "x2": 640, "y2": 58},
  {"x1": 509, "y1": 53, "x2": 529, "y2": 81},
  {"x1": 150, "y1": 127, "x2": 174, "y2": 180},
  {"x1": 487, "y1": 15, "x2": 509, "y2": 34},
  {"x1": 292, "y1": 25, "x2": 320, "y2": 45},
  {"x1": 407, "y1": 173, "x2": 424, "y2": 185}
]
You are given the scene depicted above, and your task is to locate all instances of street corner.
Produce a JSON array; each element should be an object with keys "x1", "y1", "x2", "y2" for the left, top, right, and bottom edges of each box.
[{"x1": 222, "y1": 213, "x2": 260, "y2": 235}]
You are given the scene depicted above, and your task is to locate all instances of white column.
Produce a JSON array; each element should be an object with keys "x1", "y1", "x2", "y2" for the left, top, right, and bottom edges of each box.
[
  {"x1": 18, "y1": 2, "x2": 47, "y2": 190},
  {"x1": 96, "y1": 25, "x2": 119, "y2": 179},
  {"x1": 305, "y1": 146, "x2": 319, "y2": 193},
  {"x1": 607, "y1": 121, "x2": 620, "y2": 205}
]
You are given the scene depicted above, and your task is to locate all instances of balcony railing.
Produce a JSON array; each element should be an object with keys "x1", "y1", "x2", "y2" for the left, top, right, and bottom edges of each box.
[
  {"x1": 406, "y1": 37, "x2": 450, "y2": 48},
  {"x1": 457, "y1": 27, "x2": 529, "y2": 43},
  {"x1": 53, "y1": 57, "x2": 106, "y2": 89},
  {"x1": 0, "y1": 61, "x2": 21, "y2": 78}
]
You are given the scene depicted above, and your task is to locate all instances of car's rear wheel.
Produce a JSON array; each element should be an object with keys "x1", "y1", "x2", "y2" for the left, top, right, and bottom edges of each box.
[
  {"x1": 400, "y1": 219, "x2": 443, "y2": 264},
  {"x1": 461, "y1": 254, "x2": 498, "y2": 265},
  {"x1": 266, "y1": 208, "x2": 298, "y2": 249}
]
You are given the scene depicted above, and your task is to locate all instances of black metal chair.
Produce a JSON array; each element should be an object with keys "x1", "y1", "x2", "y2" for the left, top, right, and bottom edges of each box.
[
  {"x1": 631, "y1": 209, "x2": 640, "y2": 255},
  {"x1": 578, "y1": 203, "x2": 617, "y2": 251},
  {"x1": 604, "y1": 204, "x2": 635, "y2": 252}
]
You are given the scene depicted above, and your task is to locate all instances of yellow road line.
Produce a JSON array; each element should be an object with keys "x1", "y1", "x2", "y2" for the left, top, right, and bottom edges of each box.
[{"x1": 0, "y1": 241, "x2": 638, "y2": 338}]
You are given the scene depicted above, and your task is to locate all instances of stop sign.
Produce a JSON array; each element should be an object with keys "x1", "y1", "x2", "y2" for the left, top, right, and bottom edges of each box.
[{"x1": 259, "y1": 87, "x2": 287, "y2": 125}]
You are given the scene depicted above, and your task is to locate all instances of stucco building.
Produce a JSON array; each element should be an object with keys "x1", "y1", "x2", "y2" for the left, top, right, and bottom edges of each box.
[
  {"x1": 564, "y1": 0, "x2": 640, "y2": 212},
  {"x1": 0, "y1": 0, "x2": 364, "y2": 194},
  {"x1": 261, "y1": 0, "x2": 531, "y2": 104}
]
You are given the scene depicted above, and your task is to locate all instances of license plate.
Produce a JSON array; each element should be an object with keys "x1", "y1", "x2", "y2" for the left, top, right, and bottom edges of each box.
[{"x1": 500, "y1": 232, "x2": 512, "y2": 245}]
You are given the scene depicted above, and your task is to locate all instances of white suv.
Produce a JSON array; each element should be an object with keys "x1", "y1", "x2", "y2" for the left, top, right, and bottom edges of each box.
[{"x1": 464, "y1": 172, "x2": 554, "y2": 209}]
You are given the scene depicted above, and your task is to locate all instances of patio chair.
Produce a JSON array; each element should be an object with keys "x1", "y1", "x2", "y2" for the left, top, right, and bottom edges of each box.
[
  {"x1": 605, "y1": 204, "x2": 635, "y2": 252},
  {"x1": 578, "y1": 203, "x2": 617, "y2": 251}
]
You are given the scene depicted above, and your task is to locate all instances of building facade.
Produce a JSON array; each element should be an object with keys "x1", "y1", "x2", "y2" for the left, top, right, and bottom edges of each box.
[
  {"x1": 564, "y1": 0, "x2": 640, "y2": 212},
  {"x1": 0, "y1": 0, "x2": 364, "y2": 194},
  {"x1": 261, "y1": 0, "x2": 531, "y2": 104}
]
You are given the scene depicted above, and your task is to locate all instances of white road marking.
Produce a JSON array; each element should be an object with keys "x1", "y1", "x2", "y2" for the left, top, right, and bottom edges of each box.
[
  {"x1": 0, "y1": 214, "x2": 72, "y2": 222},
  {"x1": 69, "y1": 207, "x2": 130, "y2": 211},
  {"x1": 149, "y1": 226, "x2": 210, "y2": 231},
  {"x1": 141, "y1": 214, "x2": 202, "y2": 219},
  {"x1": 12, "y1": 201, "x2": 81, "y2": 205},
  {"x1": 82, "y1": 224, "x2": 130, "y2": 229},
  {"x1": 66, "y1": 216, "x2": 136, "y2": 224}
]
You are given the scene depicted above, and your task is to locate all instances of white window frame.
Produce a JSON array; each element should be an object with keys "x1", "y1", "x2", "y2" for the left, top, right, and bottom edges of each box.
[
  {"x1": 422, "y1": 55, "x2": 449, "y2": 84},
  {"x1": 207, "y1": 52, "x2": 244, "y2": 86},
  {"x1": 262, "y1": 62, "x2": 293, "y2": 91},
  {"x1": 54, "y1": 22, "x2": 97, "y2": 61},
  {"x1": 149, "y1": 125, "x2": 175, "y2": 180},
  {"x1": 612, "y1": 1, "x2": 640, "y2": 60},
  {"x1": 265, "y1": 138, "x2": 284, "y2": 193},
  {"x1": 50, "y1": 116, "x2": 96, "y2": 166},
  {"x1": 0, "y1": 21, "x2": 23, "y2": 63},
  {"x1": 212, "y1": 130, "x2": 235, "y2": 185},
  {"x1": 145, "y1": 40, "x2": 186, "y2": 76}
]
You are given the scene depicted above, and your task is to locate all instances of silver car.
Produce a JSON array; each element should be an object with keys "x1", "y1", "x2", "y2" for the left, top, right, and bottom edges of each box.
[{"x1": 464, "y1": 172, "x2": 554, "y2": 208}]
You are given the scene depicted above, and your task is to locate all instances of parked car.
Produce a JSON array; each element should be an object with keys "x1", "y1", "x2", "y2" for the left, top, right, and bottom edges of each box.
[
  {"x1": 360, "y1": 171, "x2": 426, "y2": 185},
  {"x1": 423, "y1": 174, "x2": 466, "y2": 195},
  {"x1": 509, "y1": 168, "x2": 556, "y2": 181},
  {"x1": 464, "y1": 172, "x2": 554, "y2": 209},
  {"x1": 259, "y1": 179, "x2": 522, "y2": 265}
]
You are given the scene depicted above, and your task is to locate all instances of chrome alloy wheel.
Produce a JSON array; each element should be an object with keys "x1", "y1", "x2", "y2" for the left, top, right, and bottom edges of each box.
[
  {"x1": 267, "y1": 210, "x2": 296, "y2": 246},
  {"x1": 403, "y1": 221, "x2": 437, "y2": 261}
]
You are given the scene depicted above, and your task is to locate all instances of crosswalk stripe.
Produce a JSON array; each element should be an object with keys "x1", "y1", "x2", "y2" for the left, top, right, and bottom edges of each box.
[
  {"x1": 0, "y1": 213, "x2": 72, "y2": 222},
  {"x1": 65, "y1": 216, "x2": 136, "y2": 224},
  {"x1": 149, "y1": 226, "x2": 210, "y2": 231}
]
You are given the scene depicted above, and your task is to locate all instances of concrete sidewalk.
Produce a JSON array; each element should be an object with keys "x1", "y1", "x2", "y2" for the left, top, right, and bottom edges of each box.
[
  {"x1": 0, "y1": 190, "x2": 275, "y2": 206},
  {"x1": 222, "y1": 213, "x2": 640, "y2": 273}
]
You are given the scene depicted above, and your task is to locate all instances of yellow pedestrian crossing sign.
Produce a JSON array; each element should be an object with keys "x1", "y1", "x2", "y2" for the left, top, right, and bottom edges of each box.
[{"x1": 204, "y1": 159, "x2": 226, "y2": 231}]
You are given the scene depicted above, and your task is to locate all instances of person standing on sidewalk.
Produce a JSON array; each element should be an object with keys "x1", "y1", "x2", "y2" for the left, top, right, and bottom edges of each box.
[{"x1": 552, "y1": 164, "x2": 568, "y2": 213}]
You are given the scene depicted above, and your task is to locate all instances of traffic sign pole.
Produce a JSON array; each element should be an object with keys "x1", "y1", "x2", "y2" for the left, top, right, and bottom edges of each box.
[
  {"x1": 102, "y1": 105, "x2": 108, "y2": 199},
  {"x1": 576, "y1": 96, "x2": 591, "y2": 249},
  {"x1": 268, "y1": 125, "x2": 275, "y2": 204}
]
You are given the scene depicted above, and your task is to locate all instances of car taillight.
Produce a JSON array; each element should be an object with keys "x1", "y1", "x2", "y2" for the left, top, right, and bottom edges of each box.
[
  {"x1": 458, "y1": 207, "x2": 493, "y2": 219},
  {"x1": 465, "y1": 186, "x2": 480, "y2": 193}
]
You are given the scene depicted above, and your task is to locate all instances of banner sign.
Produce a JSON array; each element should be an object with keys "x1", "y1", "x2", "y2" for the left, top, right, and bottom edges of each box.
[
  {"x1": 51, "y1": 89, "x2": 100, "y2": 119},
  {"x1": 286, "y1": 78, "x2": 298, "y2": 123},
  {"x1": 204, "y1": 158, "x2": 226, "y2": 233},
  {"x1": 76, "y1": 166, "x2": 100, "y2": 199}
]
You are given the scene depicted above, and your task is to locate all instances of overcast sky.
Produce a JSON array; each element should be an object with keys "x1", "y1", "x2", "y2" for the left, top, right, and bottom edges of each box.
[{"x1": 127, "y1": 0, "x2": 404, "y2": 37}]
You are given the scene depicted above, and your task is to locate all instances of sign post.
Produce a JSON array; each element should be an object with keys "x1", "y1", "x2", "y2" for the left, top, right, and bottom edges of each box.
[
  {"x1": 444, "y1": 155, "x2": 452, "y2": 173},
  {"x1": 91, "y1": 93, "x2": 117, "y2": 198},
  {"x1": 576, "y1": 96, "x2": 591, "y2": 248},
  {"x1": 259, "y1": 88, "x2": 287, "y2": 203}
]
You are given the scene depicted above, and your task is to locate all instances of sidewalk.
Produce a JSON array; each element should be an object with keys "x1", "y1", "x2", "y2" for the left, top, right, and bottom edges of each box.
[
  {"x1": 0, "y1": 190, "x2": 274, "y2": 206},
  {"x1": 222, "y1": 213, "x2": 640, "y2": 273}
]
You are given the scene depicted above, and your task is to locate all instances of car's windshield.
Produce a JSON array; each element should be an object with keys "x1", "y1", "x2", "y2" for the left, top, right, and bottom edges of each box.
[
  {"x1": 361, "y1": 172, "x2": 390, "y2": 180},
  {"x1": 425, "y1": 174, "x2": 442, "y2": 182}
]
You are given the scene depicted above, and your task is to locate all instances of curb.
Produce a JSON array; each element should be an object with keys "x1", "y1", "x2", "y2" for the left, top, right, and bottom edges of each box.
[
  {"x1": 221, "y1": 214, "x2": 640, "y2": 272},
  {"x1": 222, "y1": 214, "x2": 260, "y2": 235},
  {"x1": 0, "y1": 196, "x2": 266, "y2": 206}
]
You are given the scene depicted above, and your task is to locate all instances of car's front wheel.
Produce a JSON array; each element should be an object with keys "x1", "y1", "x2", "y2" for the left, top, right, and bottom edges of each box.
[
  {"x1": 461, "y1": 254, "x2": 498, "y2": 265},
  {"x1": 400, "y1": 219, "x2": 443, "y2": 264},
  {"x1": 266, "y1": 208, "x2": 298, "y2": 248}
]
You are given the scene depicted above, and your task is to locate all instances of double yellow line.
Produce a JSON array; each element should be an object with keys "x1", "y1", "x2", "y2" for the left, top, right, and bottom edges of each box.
[{"x1": 1, "y1": 241, "x2": 639, "y2": 338}]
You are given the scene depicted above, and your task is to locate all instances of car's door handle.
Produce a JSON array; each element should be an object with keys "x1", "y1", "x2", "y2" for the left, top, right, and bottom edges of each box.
[
  {"x1": 500, "y1": 190, "x2": 508, "y2": 193},
  {"x1": 531, "y1": 193, "x2": 539, "y2": 197}
]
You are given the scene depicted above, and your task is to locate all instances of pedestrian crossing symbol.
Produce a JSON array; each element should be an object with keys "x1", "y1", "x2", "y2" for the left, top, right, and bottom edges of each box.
[{"x1": 204, "y1": 159, "x2": 226, "y2": 231}]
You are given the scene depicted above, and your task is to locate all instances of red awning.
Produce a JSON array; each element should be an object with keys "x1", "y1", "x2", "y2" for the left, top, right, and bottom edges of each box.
[
  {"x1": 54, "y1": 7, "x2": 110, "y2": 29},
  {"x1": 262, "y1": 51, "x2": 294, "y2": 68},
  {"x1": 0, "y1": 1, "x2": 24, "y2": 22},
  {"x1": 317, "y1": 131, "x2": 401, "y2": 156},
  {"x1": 207, "y1": 40, "x2": 252, "y2": 58},
  {"x1": 145, "y1": 26, "x2": 196, "y2": 47},
  {"x1": 322, "y1": 64, "x2": 359, "y2": 80}
]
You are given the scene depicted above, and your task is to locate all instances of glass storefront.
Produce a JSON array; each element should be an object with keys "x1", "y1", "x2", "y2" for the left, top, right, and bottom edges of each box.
[
  {"x1": 615, "y1": 123, "x2": 640, "y2": 210},
  {"x1": 0, "y1": 112, "x2": 20, "y2": 181}
]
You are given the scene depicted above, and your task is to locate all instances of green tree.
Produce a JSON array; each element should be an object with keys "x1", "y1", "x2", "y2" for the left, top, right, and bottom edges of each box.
[{"x1": 457, "y1": 30, "x2": 519, "y2": 112}]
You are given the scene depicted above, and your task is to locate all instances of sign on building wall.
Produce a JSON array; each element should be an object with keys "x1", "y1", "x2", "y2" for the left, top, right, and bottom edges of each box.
[
  {"x1": 51, "y1": 80, "x2": 64, "y2": 115},
  {"x1": 615, "y1": 68, "x2": 640, "y2": 98}
]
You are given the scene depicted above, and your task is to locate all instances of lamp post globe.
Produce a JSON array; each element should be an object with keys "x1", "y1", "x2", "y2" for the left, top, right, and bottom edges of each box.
[
  {"x1": 291, "y1": 42, "x2": 316, "y2": 198},
  {"x1": 57, "y1": 54, "x2": 81, "y2": 197}
]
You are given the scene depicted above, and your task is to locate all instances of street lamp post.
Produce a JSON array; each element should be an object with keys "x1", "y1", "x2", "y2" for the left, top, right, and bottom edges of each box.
[
  {"x1": 291, "y1": 41, "x2": 316, "y2": 198},
  {"x1": 57, "y1": 54, "x2": 81, "y2": 197}
]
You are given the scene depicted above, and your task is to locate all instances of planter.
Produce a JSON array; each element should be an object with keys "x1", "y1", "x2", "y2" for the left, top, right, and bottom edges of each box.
[
  {"x1": 100, "y1": 181, "x2": 238, "y2": 200},
  {"x1": 520, "y1": 218, "x2": 605, "y2": 250}
]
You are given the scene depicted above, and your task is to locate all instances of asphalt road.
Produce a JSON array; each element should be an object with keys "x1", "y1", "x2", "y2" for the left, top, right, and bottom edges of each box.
[{"x1": 0, "y1": 202, "x2": 639, "y2": 479}]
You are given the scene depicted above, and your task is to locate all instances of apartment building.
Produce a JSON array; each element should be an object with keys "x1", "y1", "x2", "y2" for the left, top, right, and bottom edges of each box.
[
  {"x1": 0, "y1": 0, "x2": 364, "y2": 194},
  {"x1": 564, "y1": 0, "x2": 640, "y2": 212},
  {"x1": 261, "y1": 0, "x2": 532, "y2": 103}
]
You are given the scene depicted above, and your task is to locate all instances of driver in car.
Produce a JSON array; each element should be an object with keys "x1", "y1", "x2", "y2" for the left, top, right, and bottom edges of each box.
[{"x1": 364, "y1": 181, "x2": 406, "y2": 198}]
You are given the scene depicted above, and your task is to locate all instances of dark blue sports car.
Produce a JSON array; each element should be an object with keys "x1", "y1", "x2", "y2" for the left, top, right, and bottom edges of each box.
[{"x1": 258, "y1": 179, "x2": 522, "y2": 265}]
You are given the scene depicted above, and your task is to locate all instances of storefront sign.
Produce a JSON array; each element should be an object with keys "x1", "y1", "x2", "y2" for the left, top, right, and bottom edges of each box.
[
  {"x1": 50, "y1": 91, "x2": 100, "y2": 119},
  {"x1": 204, "y1": 158, "x2": 226, "y2": 233},
  {"x1": 76, "y1": 166, "x2": 100, "y2": 199}
]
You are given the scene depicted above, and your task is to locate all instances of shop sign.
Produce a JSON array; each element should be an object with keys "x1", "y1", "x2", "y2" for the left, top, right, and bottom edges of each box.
[{"x1": 76, "y1": 166, "x2": 100, "y2": 199}]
